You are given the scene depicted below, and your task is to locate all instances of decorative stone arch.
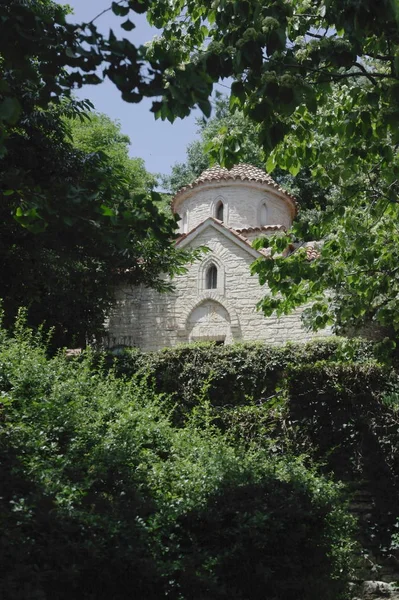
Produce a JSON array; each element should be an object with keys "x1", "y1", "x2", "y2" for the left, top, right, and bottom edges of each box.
[
  {"x1": 257, "y1": 197, "x2": 269, "y2": 226},
  {"x1": 211, "y1": 194, "x2": 228, "y2": 224},
  {"x1": 198, "y1": 254, "x2": 225, "y2": 295},
  {"x1": 180, "y1": 292, "x2": 240, "y2": 334}
]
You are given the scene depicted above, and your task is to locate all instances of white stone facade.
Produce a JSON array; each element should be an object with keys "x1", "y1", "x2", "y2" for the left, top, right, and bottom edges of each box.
[
  {"x1": 175, "y1": 181, "x2": 295, "y2": 233},
  {"x1": 107, "y1": 165, "x2": 331, "y2": 351}
]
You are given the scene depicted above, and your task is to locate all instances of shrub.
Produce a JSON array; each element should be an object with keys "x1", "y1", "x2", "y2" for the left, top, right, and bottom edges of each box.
[
  {"x1": 109, "y1": 337, "x2": 375, "y2": 422},
  {"x1": 0, "y1": 321, "x2": 355, "y2": 599},
  {"x1": 162, "y1": 455, "x2": 354, "y2": 600}
]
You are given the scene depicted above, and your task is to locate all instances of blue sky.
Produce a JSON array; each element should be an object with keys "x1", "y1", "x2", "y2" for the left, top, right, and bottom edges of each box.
[{"x1": 61, "y1": 0, "x2": 206, "y2": 177}]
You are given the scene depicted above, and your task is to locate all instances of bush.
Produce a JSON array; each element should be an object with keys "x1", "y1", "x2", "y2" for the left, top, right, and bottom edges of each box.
[
  {"x1": 0, "y1": 320, "x2": 355, "y2": 599},
  {"x1": 109, "y1": 337, "x2": 375, "y2": 422},
  {"x1": 163, "y1": 456, "x2": 354, "y2": 600},
  {"x1": 286, "y1": 361, "x2": 399, "y2": 551}
]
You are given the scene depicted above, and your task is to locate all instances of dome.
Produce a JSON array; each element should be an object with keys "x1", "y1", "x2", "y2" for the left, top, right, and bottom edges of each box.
[{"x1": 172, "y1": 163, "x2": 297, "y2": 212}]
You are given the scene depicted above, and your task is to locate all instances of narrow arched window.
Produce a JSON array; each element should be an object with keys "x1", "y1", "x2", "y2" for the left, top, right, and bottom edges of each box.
[
  {"x1": 182, "y1": 211, "x2": 187, "y2": 233},
  {"x1": 260, "y1": 202, "x2": 268, "y2": 226},
  {"x1": 206, "y1": 264, "x2": 218, "y2": 289},
  {"x1": 216, "y1": 200, "x2": 224, "y2": 222}
]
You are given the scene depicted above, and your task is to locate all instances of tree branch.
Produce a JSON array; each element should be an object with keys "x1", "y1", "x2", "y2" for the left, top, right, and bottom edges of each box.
[{"x1": 88, "y1": 1, "x2": 125, "y2": 26}]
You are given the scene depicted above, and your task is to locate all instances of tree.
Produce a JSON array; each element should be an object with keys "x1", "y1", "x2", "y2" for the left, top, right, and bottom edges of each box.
[
  {"x1": 250, "y1": 76, "x2": 399, "y2": 337},
  {"x1": 67, "y1": 112, "x2": 157, "y2": 194},
  {"x1": 162, "y1": 94, "x2": 265, "y2": 193},
  {"x1": 163, "y1": 95, "x2": 329, "y2": 232},
  {"x1": 151, "y1": 0, "x2": 399, "y2": 337},
  {"x1": 0, "y1": 104, "x2": 194, "y2": 347},
  {"x1": 0, "y1": 2, "x2": 198, "y2": 347},
  {"x1": 1, "y1": 0, "x2": 399, "y2": 337},
  {"x1": 0, "y1": 318, "x2": 354, "y2": 600}
]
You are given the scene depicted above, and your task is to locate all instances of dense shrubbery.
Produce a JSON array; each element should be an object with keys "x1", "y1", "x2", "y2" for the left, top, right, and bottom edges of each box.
[
  {"x1": 109, "y1": 338, "x2": 376, "y2": 420},
  {"x1": 110, "y1": 340, "x2": 399, "y2": 554},
  {"x1": 0, "y1": 319, "x2": 355, "y2": 599}
]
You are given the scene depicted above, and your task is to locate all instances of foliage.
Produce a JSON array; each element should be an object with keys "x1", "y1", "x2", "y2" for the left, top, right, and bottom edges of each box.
[
  {"x1": 287, "y1": 361, "x2": 399, "y2": 552},
  {"x1": 148, "y1": 0, "x2": 397, "y2": 337},
  {"x1": 0, "y1": 2, "x2": 200, "y2": 347},
  {"x1": 3, "y1": 0, "x2": 398, "y2": 337},
  {"x1": 0, "y1": 317, "x2": 354, "y2": 599},
  {"x1": 165, "y1": 459, "x2": 353, "y2": 600},
  {"x1": 251, "y1": 74, "x2": 399, "y2": 336},
  {"x1": 162, "y1": 94, "x2": 265, "y2": 193},
  {"x1": 0, "y1": 104, "x2": 194, "y2": 347},
  {"x1": 151, "y1": 0, "x2": 399, "y2": 336},
  {"x1": 109, "y1": 337, "x2": 376, "y2": 420},
  {"x1": 110, "y1": 340, "x2": 399, "y2": 555},
  {"x1": 67, "y1": 111, "x2": 158, "y2": 194}
]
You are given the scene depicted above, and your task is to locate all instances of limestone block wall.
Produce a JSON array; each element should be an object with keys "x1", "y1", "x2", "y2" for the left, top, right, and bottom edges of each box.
[
  {"x1": 176, "y1": 181, "x2": 294, "y2": 233},
  {"x1": 107, "y1": 224, "x2": 331, "y2": 351}
]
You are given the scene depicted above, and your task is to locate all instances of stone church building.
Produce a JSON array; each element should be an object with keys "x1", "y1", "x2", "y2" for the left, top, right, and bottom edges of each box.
[{"x1": 106, "y1": 164, "x2": 329, "y2": 351}]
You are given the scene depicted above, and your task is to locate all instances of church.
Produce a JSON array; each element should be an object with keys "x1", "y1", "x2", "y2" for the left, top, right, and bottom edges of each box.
[{"x1": 106, "y1": 164, "x2": 329, "y2": 351}]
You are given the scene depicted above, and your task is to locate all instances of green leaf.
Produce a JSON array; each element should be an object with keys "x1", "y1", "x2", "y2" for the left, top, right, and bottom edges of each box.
[
  {"x1": 288, "y1": 162, "x2": 301, "y2": 176},
  {"x1": 0, "y1": 97, "x2": 21, "y2": 124},
  {"x1": 266, "y1": 153, "x2": 276, "y2": 173},
  {"x1": 65, "y1": 47, "x2": 78, "y2": 58},
  {"x1": 121, "y1": 19, "x2": 135, "y2": 31},
  {"x1": 198, "y1": 99, "x2": 212, "y2": 118},
  {"x1": 100, "y1": 205, "x2": 116, "y2": 217},
  {"x1": 112, "y1": 2, "x2": 129, "y2": 16}
]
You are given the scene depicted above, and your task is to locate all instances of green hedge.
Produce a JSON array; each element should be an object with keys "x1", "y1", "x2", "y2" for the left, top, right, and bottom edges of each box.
[
  {"x1": 109, "y1": 340, "x2": 399, "y2": 554},
  {"x1": 110, "y1": 338, "x2": 375, "y2": 421},
  {"x1": 286, "y1": 361, "x2": 399, "y2": 551}
]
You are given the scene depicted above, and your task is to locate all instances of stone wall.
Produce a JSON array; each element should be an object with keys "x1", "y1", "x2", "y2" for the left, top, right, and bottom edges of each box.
[
  {"x1": 107, "y1": 222, "x2": 331, "y2": 351},
  {"x1": 176, "y1": 181, "x2": 294, "y2": 233}
]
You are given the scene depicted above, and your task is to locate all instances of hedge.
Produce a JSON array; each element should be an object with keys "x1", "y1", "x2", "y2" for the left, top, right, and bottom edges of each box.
[{"x1": 109, "y1": 337, "x2": 375, "y2": 421}]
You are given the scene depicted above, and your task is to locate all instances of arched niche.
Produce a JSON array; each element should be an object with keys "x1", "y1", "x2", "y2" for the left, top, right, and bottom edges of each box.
[
  {"x1": 180, "y1": 292, "x2": 240, "y2": 332},
  {"x1": 187, "y1": 299, "x2": 230, "y2": 343}
]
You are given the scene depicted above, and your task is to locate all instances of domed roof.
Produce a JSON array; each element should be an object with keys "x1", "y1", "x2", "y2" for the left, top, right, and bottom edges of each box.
[{"x1": 172, "y1": 163, "x2": 297, "y2": 211}]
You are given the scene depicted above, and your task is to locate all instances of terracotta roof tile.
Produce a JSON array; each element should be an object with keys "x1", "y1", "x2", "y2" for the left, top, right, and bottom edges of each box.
[
  {"x1": 286, "y1": 242, "x2": 320, "y2": 261},
  {"x1": 305, "y1": 242, "x2": 320, "y2": 261},
  {"x1": 235, "y1": 224, "x2": 287, "y2": 234},
  {"x1": 172, "y1": 163, "x2": 297, "y2": 211}
]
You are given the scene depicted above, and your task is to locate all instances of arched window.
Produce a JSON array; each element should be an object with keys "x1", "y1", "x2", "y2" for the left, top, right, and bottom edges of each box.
[
  {"x1": 198, "y1": 256, "x2": 225, "y2": 294},
  {"x1": 182, "y1": 211, "x2": 188, "y2": 233},
  {"x1": 215, "y1": 200, "x2": 224, "y2": 222},
  {"x1": 260, "y1": 202, "x2": 268, "y2": 226},
  {"x1": 206, "y1": 264, "x2": 218, "y2": 289}
]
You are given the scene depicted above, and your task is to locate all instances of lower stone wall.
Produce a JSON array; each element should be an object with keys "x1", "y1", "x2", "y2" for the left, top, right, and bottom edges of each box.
[{"x1": 106, "y1": 284, "x2": 332, "y2": 351}]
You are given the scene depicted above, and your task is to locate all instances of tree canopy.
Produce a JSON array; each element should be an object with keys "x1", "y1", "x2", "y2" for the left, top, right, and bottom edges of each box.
[
  {"x1": 0, "y1": 101, "x2": 192, "y2": 347},
  {"x1": 67, "y1": 112, "x2": 157, "y2": 194},
  {"x1": 0, "y1": 2, "x2": 194, "y2": 347},
  {"x1": 162, "y1": 94, "x2": 264, "y2": 193},
  {"x1": 1, "y1": 0, "x2": 399, "y2": 338},
  {"x1": 162, "y1": 95, "x2": 329, "y2": 235},
  {"x1": 153, "y1": 0, "x2": 399, "y2": 337}
]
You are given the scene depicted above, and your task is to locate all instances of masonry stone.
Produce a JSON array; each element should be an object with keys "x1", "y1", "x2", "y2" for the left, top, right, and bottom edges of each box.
[{"x1": 107, "y1": 164, "x2": 331, "y2": 351}]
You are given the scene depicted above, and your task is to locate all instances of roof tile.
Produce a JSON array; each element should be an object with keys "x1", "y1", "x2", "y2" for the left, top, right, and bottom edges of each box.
[{"x1": 172, "y1": 163, "x2": 297, "y2": 210}]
